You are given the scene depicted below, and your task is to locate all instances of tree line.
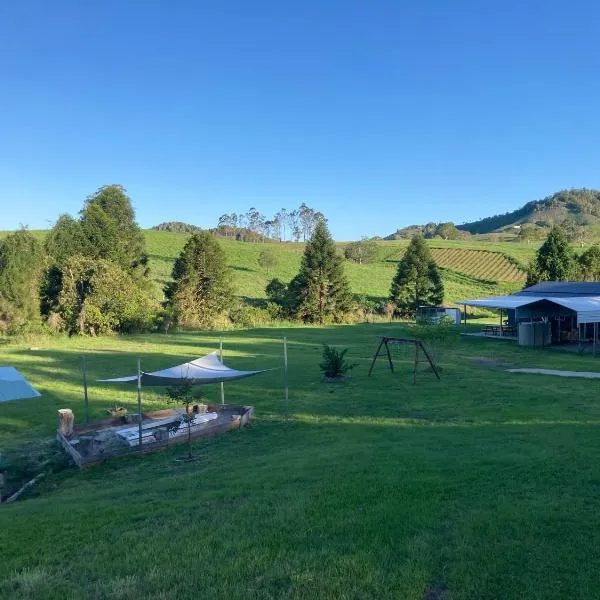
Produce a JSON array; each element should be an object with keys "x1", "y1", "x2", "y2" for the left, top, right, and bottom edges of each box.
[
  {"x1": 0, "y1": 185, "x2": 157, "y2": 336},
  {"x1": 0, "y1": 185, "x2": 446, "y2": 335},
  {"x1": 263, "y1": 233, "x2": 444, "y2": 322},
  {"x1": 216, "y1": 203, "x2": 326, "y2": 242},
  {"x1": 526, "y1": 226, "x2": 600, "y2": 284}
]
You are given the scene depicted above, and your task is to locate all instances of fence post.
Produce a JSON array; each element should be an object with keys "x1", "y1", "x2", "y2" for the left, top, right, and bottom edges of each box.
[
  {"x1": 283, "y1": 337, "x2": 289, "y2": 420},
  {"x1": 137, "y1": 358, "x2": 142, "y2": 447},
  {"x1": 220, "y1": 336, "x2": 225, "y2": 405}
]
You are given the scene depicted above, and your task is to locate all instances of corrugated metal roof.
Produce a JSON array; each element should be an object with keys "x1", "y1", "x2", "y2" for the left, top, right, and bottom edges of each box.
[
  {"x1": 459, "y1": 295, "x2": 546, "y2": 309},
  {"x1": 459, "y1": 294, "x2": 600, "y2": 324},
  {"x1": 517, "y1": 282, "x2": 600, "y2": 296}
]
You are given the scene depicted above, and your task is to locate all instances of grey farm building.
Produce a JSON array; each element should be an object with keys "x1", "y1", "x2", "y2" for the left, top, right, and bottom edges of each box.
[{"x1": 460, "y1": 282, "x2": 600, "y2": 347}]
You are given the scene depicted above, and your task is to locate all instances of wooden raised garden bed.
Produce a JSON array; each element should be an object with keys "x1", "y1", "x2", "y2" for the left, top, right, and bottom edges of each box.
[{"x1": 56, "y1": 403, "x2": 255, "y2": 467}]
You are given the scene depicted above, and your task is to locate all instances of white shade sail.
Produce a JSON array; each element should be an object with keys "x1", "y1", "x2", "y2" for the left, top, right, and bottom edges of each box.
[
  {"x1": 98, "y1": 351, "x2": 271, "y2": 386},
  {"x1": 0, "y1": 367, "x2": 42, "y2": 403}
]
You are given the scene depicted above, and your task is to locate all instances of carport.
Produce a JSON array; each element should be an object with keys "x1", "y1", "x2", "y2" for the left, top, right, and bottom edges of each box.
[{"x1": 459, "y1": 293, "x2": 600, "y2": 353}]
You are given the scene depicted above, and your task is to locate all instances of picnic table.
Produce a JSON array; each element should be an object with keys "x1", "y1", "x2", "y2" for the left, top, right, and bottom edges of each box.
[{"x1": 484, "y1": 325, "x2": 517, "y2": 337}]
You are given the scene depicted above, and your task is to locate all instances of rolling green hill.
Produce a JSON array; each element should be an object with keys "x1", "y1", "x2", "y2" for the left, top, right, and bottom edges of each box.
[
  {"x1": 144, "y1": 231, "x2": 533, "y2": 304},
  {"x1": 0, "y1": 229, "x2": 536, "y2": 305},
  {"x1": 386, "y1": 188, "x2": 600, "y2": 240},
  {"x1": 459, "y1": 188, "x2": 600, "y2": 234}
]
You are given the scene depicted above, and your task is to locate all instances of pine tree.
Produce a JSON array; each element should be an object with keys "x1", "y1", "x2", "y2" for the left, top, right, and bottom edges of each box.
[
  {"x1": 80, "y1": 185, "x2": 147, "y2": 272},
  {"x1": 165, "y1": 232, "x2": 233, "y2": 328},
  {"x1": 526, "y1": 226, "x2": 575, "y2": 286},
  {"x1": 287, "y1": 220, "x2": 353, "y2": 323},
  {"x1": 0, "y1": 230, "x2": 46, "y2": 333},
  {"x1": 389, "y1": 235, "x2": 444, "y2": 317},
  {"x1": 44, "y1": 214, "x2": 90, "y2": 266},
  {"x1": 579, "y1": 244, "x2": 600, "y2": 281}
]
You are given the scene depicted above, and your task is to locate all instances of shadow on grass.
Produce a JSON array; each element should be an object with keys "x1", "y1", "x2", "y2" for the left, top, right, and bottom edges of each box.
[{"x1": 4, "y1": 322, "x2": 600, "y2": 450}]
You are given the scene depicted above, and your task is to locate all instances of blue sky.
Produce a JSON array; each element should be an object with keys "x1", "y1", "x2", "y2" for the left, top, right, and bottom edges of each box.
[{"x1": 2, "y1": 0, "x2": 600, "y2": 239}]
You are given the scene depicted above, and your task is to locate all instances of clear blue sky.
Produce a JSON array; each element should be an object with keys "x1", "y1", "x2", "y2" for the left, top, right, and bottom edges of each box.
[{"x1": 2, "y1": 0, "x2": 600, "y2": 240}]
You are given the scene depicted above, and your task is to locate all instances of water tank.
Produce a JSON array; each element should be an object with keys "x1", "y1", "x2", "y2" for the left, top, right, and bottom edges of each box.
[{"x1": 518, "y1": 322, "x2": 551, "y2": 346}]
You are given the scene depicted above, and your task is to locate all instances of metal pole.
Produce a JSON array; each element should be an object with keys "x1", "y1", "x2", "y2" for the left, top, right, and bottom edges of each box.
[
  {"x1": 137, "y1": 358, "x2": 142, "y2": 448},
  {"x1": 82, "y1": 355, "x2": 89, "y2": 424},
  {"x1": 283, "y1": 337, "x2": 289, "y2": 420},
  {"x1": 219, "y1": 336, "x2": 225, "y2": 405},
  {"x1": 595, "y1": 322, "x2": 597, "y2": 357}
]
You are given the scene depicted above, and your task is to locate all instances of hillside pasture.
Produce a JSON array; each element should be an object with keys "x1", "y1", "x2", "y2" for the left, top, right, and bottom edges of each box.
[
  {"x1": 430, "y1": 248, "x2": 526, "y2": 282},
  {"x1": 143, "y1": 232, "x2": 528, "y2": 305},
  {"x1": 2, "y1": 324, "x2": 600, "y2": 598}
]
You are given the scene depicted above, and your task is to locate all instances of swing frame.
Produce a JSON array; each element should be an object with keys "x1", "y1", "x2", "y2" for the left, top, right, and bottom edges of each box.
[{"x1": 367, "y1": 337, "x2": 441, "y2": 384}]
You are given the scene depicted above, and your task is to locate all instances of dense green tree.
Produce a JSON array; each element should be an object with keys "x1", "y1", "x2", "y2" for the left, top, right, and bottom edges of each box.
[
  {"x1": 389, "y1": 236, "x2": 443, "y2": 317},
  {"x1": 265, "y1": 278, "x2": 290, "y2": 314},
  {"x1": 44, "y1": 214, "x2": 89, "y2": 266},
  {"x1": 578, "y1": 244, "x2": 600, "y2": 281},
  {"x1": 526, "y1": 226, "x2": 576, "y2": 286},
  {"x1": 153, "y1": 221, "x2": 202, "y2": 234},
  {"x1": 41, "y1": 186, "x2": 150, "y2": 325},
  {"x1": 0, "y1": 230, "x2": 46, "y2": 333},
  {"x1": 80, "y1": 185, "x2": 147, "y2": 271},
  {"x1": 517, "y1": 224, "x2": 544, "y2": 243},
  {"x1": 344, "y1": 238, "x2": 378, "y2": 264},
  {"x1": 57, "y1": 256, "x2": 157, "y2": 335},
  {"x1": 436, "y1": 222, "x2": 460, "y2": 240},
  {"x1": 80, "y1": 203, "x2": 121, "y2": 261},
  {"x1": 287, "y1": 221, "x2": 353, "y2": 323},
  {"x1": 258, "y1": 248, "x2": 278, "y2": 275},
  {"x1": 165, "y1": 232, "x2": 233, "y2": 328}
]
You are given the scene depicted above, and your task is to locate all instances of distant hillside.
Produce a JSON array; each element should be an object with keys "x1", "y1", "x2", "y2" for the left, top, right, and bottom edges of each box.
[
  {"x1": 386, "y1": 188, "x2": 600, "y2": 240},
  {"x1": 152, "y1": 221, "x2": 203, "y2": 233},
  {"x1": 0, "y1": 228, "x2": 532, "y2": 306},
  {"x1": 459, "y1": 188, "x2": 600, "y2": 234}
]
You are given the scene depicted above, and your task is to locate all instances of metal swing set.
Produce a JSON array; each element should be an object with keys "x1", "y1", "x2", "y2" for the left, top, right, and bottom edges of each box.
[{"x1": 367, "y1": 337, "x2": 441, "y2": 384}]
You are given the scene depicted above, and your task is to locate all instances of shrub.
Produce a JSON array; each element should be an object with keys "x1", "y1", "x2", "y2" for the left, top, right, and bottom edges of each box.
[
  {"x1": 265, "y1": 278, "x2": 288, "y2": 306},
  {"x1": 228, "y1": 303, "x2": 273, "y2": 328},
  {"x1": 319, "y1": 344, "x2": 356, "y2": 379}
]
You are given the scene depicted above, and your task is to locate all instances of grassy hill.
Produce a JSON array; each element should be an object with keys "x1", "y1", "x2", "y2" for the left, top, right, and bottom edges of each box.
[
  {"x1": 0, "y1": 229, "x2": 537, "y2": 305},
  {"x1": 385, "y1": 188, "x2": 600, "y2": 240},
  {"x1": 459, "y1": 188, "x2": 600, "y2": 234},
  {"x1": 144, "y1": 231, "x2": 535, "y2": 304},
  {"x1": 3, "y1": 324, "x2": 600, "y2": 598}
]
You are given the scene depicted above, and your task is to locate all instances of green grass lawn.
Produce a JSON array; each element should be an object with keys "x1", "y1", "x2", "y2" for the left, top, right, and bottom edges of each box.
[{"x1": 2, "y1": 323, "x2": 600, "y2": 599}]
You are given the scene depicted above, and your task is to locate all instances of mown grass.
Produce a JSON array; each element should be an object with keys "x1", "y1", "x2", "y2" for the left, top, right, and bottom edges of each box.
[{"x1": 2, "y1": 323, "x2": 600, "y2": 599}]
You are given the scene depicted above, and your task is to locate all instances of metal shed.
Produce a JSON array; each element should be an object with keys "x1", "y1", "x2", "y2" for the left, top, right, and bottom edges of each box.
[{"x1": 459, "y1": 282, "x2": 600, "y2": 350}]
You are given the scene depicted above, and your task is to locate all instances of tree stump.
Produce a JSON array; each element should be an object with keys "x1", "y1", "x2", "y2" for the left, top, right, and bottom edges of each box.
[{"x1": 57, "y1": 409, "x2": 74, "y2": 437}]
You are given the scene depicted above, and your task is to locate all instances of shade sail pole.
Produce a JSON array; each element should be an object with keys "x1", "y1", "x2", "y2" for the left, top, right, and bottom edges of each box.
[
  {"x1": 82, "y1": 355, "x2": 90, "y2": 424},
  {"x1": 220, "y1": 337, "x2": 225, "y2": 405},
  {"x1": 283, "y1": 337, "x2": 289, "y2": 420},
  {"x1": 137, "y1": 358, "x2": 142, "y2": 447}
]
